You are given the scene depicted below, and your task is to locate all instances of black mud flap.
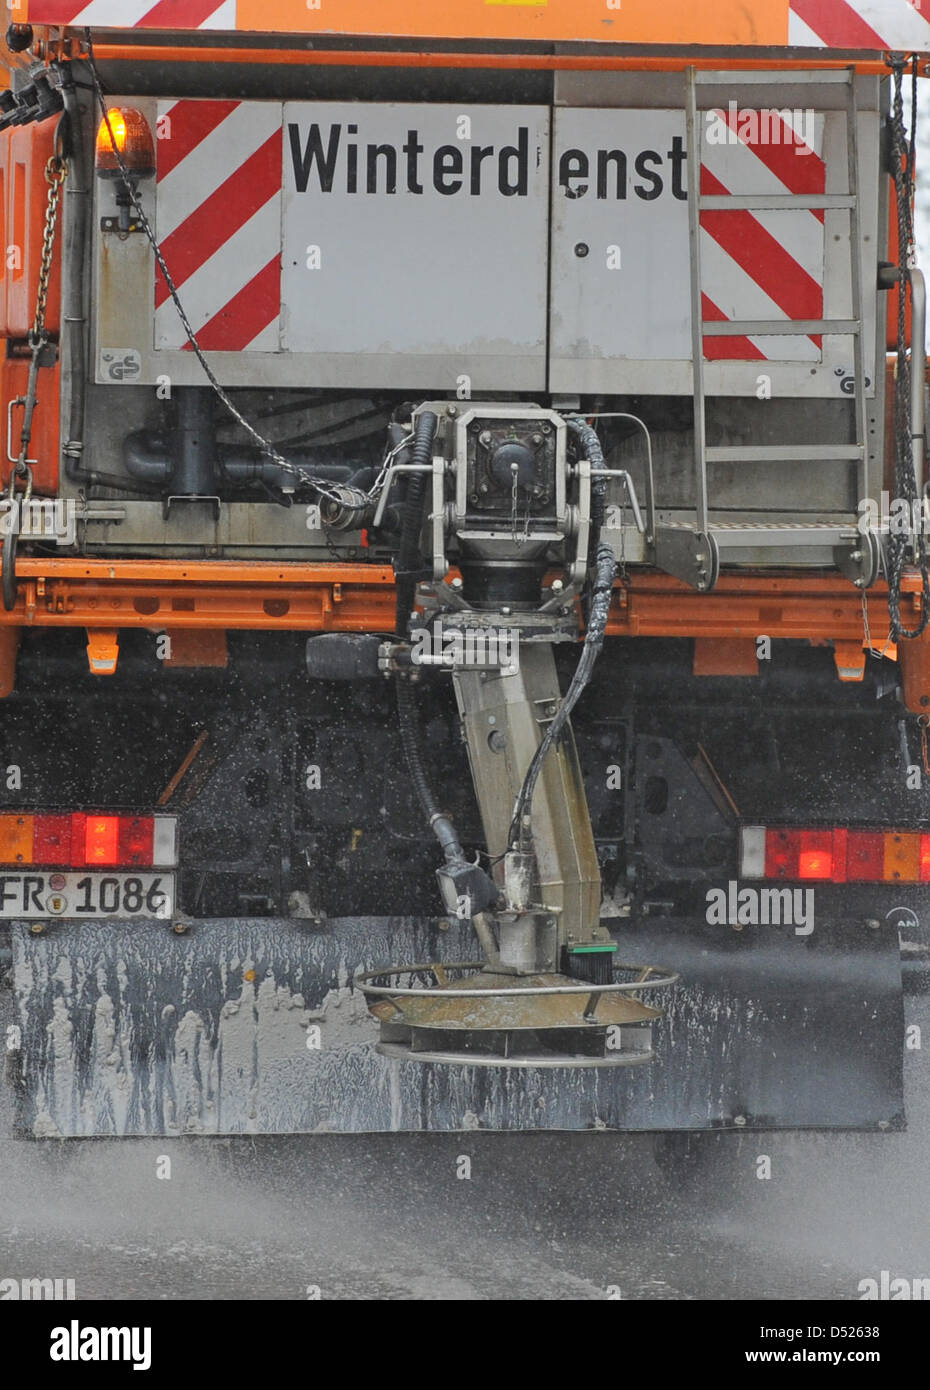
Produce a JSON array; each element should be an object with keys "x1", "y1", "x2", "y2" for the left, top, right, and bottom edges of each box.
[{"x1": 5, "y1": 915, "x2": 904, "y2": 1137}]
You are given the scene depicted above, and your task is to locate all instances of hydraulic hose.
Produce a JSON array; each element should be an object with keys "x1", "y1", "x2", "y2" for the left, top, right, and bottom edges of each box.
[
  {"x1": 394, "y1": 410, "x2": 437, "y2": 635},
  {"x1": 565, "y1": 415, "x2": 607, "y2": 551},
  {"x1": 395, "y1": 674, "x2": 464, "y2": 865},
  {"x1": 508, "y1": 542, "x2": 617, "y2": 852}
]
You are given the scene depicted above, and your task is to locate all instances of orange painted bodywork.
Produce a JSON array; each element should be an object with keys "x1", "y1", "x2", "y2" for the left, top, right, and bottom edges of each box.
[
  {"x1": 0, "y1": 559, "x2": 913, "y2": 638},
  {"x1": 0, "y1": 119, "x2": 62, "y2": 493},
  {"x1": 607, "y1": 572, "x2": 916, "y2": 641},
  {"x1": 79, "y1": 45, "x2": 891, "y2": 76},
  {"x1": 0, "y1": 353, "x2": 60, "y2": 493},
  {"x1": 0, "y1": 561, "x2": 909, "y2": 642},
  {"x1": 0, "y1": 557, "x2": 914, "y2": 651},
  {"x1": 0, "y1": 120, "x2": 61, "y2": 340},
  {"x1": 234, "y1": 0, "x2": 786, "y2": 45},
  {"x1": 18, "y1": 0, "x2": 800, "y2": 46},
  {"x1": 3, "y1": 558, "x2": 397, "y2": 632},
  {"x1": 0, "y1": 560, "x2": 920, "y2": 701},
  {"x1": 19, "y1": 0, "x2": 930, "y2": 52},
  {"x1": 898, "y1": 626, "x2": 930, "y2": 713},
  {"x1": 692, "y1": 637, "x2": 758, "y2": 676}
]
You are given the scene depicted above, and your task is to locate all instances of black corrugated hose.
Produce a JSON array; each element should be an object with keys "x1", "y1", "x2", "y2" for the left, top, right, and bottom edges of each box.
[
  {"x1": 565, "y1": 415, "x2": 607, "y2": 552},
  {"x1": 395, "y1": 675, "x2": 467, "y2": 865}
]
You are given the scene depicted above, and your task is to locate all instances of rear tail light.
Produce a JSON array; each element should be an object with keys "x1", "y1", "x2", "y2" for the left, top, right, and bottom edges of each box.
[
  {"x1": 741, "y1": 825, "x2": 930, "y2": 884},
  {"x1": 84, "y1": 815, "x2": 119, "y2": 865},
  {"x1": 0, "y1": 814, "x2": 176, "y2": 868}
]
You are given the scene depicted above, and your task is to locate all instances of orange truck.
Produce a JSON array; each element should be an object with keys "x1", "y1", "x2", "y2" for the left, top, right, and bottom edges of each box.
[{"x1": 0, "y1": 1, "x2": 928, "y2": 1142}]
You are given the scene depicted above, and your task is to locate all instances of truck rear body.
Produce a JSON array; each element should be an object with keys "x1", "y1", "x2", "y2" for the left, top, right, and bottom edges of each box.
[{"x1": 0, "y1": 2, "x2": 928, "y2": 1135}]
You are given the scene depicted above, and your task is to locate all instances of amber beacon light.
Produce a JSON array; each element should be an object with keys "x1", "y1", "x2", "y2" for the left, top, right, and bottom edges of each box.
[{"x1": 95, "y1": 107, "x2": 156, "y2": 180}]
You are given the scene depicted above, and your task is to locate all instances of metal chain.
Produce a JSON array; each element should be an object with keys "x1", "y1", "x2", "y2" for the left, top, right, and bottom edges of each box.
[
  {"x1": 886, "y1": 54, "x2": 930, "y2": 640},
  {"x1": 32, "y1": 155, "x2": 68, "y2": 346},
  {"x1": 9, "y1": 154, "x2": 68, "y2": 500},
  {"x1": 1, "y1": 154, "x2": 62, "y2": 608},
  {"x1": 83, "y1": 31, "x2": 368, "y2": 514}
]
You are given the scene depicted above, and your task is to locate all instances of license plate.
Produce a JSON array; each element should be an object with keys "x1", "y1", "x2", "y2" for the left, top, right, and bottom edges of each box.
[{"x1": 0, "y1": 872, "x2": 174, "y2": 919}]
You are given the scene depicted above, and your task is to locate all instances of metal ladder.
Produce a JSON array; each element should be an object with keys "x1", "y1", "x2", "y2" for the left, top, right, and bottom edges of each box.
[{"x1": 654, "y1": 66, "x2": 875, "y2": 593}]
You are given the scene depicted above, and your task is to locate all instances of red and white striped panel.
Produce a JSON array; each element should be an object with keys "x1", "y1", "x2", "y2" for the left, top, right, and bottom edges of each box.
[
  {"x1": 154, "y1": 100, "x2": 282, "y2": 353},
  {"x1": 25, "y1": 0, "x2": 236, "y2": 27},
  {"x1": 700, "y1": 111, "x2": 826, "y2": 362},
  {"x1": 789, "y1": 0, "x2": 930, "y2": 49}
]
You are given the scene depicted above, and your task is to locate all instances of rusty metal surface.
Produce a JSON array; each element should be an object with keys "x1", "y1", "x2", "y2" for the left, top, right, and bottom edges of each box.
[{"x1": 370, "y1": 972, "x2": 660, "y2": 1030}]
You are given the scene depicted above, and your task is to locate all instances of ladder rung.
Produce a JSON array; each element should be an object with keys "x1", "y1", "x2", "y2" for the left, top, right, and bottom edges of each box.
[
  {"x1": 703, "y1": 319, "x2": 859, "y2": 337},
  {"x1": 706, "y1": 446, "x2": 863, "y2": 463},
  {"x1": 692, "y1": 68, "x2": 853, "y2": 86},
  {"x1": 700, "y1": 194, "x2": 856, "y2": 212},
  {"x1": 710, "y1": 524, "x2": 853, "y2": 546},
  {"x1": 680, "y1": 63, "x2": 865, "y2": 548}
]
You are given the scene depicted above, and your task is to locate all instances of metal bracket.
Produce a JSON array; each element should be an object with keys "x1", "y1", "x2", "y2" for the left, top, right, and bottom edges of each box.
[
  {"x1": 6, "y1": 398, "x2": 37, "y2": 467},
  {"x1": 834, "y1": 528, "x2": 880, "y2": 589},
  {"x1": 162, "y1": 495, "x2": 222, "y2": 522},
  {"x1": 100, "y1": 216, "x2": 144, "y2": 235},
  {"x1": 654, "y1": 526, "x2": 720, "y2": 593}
]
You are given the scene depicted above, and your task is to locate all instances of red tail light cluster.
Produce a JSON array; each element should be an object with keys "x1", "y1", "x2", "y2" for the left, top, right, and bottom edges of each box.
[
  {"x1": 741, "y1": 826, "x2": 930, "y2": 884},
  {"x1": 0, "y1": 814, "x2": 177, "y2": 868}
]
